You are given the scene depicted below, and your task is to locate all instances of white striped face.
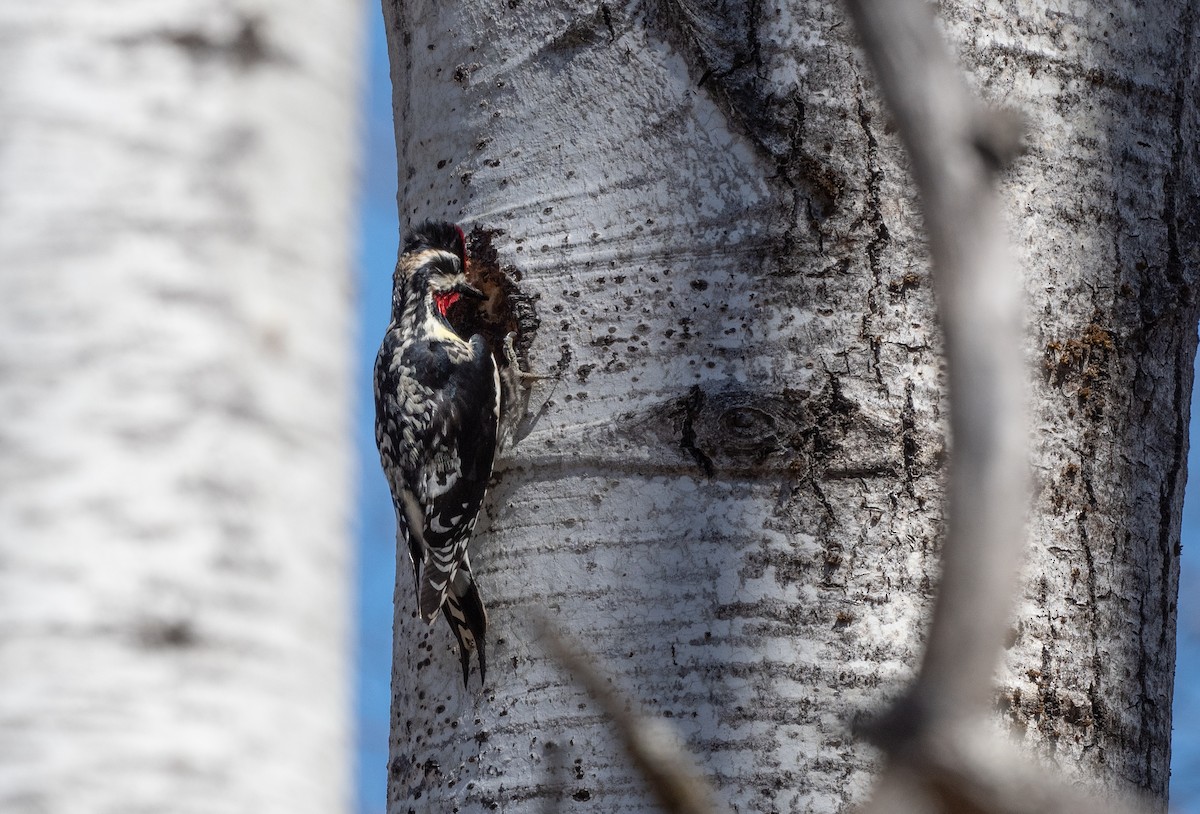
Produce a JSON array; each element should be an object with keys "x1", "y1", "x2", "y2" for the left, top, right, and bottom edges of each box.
[{"x1": 427, "y1": 266, "x2": 471, "y2": 320}]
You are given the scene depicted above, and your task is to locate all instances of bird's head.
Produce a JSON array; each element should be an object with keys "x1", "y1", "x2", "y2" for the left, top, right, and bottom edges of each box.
[
  {"x1": 424, "y1": 259, "x2": 485, "y2": 318},
  {"x1": 404, "y1": 220, "x2": 467, "y2": 270},
  {"x1": 396, "y1": 221, "x2": 484, "y2": 319}
]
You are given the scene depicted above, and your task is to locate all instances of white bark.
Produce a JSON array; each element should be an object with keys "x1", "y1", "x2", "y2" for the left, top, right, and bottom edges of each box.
[
  {"x1": 0, "y1": 3, "x2": 361, "y2": 813},
  {"x1": 382, "y1": 0, "x2": 1198, "y2": 811},
  {"x1": 969, "y1": 1, "x2": 1197, "y2": 796}
]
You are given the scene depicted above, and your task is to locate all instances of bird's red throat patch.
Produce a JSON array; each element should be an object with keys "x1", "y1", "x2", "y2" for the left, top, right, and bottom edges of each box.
[{"x1": 434, "y1": 291, "x2": 461, "y2": 317}]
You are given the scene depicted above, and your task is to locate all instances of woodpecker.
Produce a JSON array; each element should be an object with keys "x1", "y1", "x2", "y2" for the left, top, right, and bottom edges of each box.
[{"x1": 374, "y1": 221, "x2": 499, "y2": 688}]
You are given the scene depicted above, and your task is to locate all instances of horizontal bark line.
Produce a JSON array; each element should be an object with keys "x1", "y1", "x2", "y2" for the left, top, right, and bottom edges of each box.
[{"x1": 497, "y1": 456, "x2": 930, "y2": 482}]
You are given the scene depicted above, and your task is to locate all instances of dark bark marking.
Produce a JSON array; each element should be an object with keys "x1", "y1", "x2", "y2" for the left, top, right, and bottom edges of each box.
[
  {"x1": 137, "y1": 618, "x2": 198, "y2": 649},
  {"x1": 1075, "y1": 505, "x2": 1103, "y2": 744},
  {"x1": 855, "y1": 96, "x2": 891, "y2": 386},
  {"x1": 1157, "y1": 339, "x2": 1187, "y2": 641},
  {"x1": 679, "y1": 386, "x2": 715, "y2": 477},
  {"x1": 1160, "y1": 0, "x2": 1197, "y2": 314},
  {"x1": 650, "y1": 0, "x2": 846, "y2": 235},
  {"x1": 1041, "y1": 323, "x2": 1117, "y2": 420},
  {"x1": 540, "y1": 4, "x2": 620, "y2": 54},
  {"x1": 901, "y1": 380, "x2": 917, "y2": 497},
  {"x1": 153, "y1": 16, "x2": 280, "y2": 69}
]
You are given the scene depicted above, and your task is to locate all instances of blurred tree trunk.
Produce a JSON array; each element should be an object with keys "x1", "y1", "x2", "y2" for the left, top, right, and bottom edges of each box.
[
  {"x1": 382, "y1": 0, "x2": 1199, "y2": 811},
  {"x1": 0, "y1": 3, "x2": 360, "y2": 813}
]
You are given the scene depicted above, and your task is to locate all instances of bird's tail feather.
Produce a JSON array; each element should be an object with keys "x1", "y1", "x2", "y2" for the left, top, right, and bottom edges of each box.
[
  {"x1": 418, "y1": 541, "x2": 462, "y2": 623},
  {"x1": 443, "y1": 568, "x2": 488, "y2": 687}
]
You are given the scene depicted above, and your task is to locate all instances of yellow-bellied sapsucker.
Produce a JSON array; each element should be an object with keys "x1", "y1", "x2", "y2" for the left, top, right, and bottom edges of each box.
[{"x1": 374, "y1": 221, "x2": 499, "y2": 687}]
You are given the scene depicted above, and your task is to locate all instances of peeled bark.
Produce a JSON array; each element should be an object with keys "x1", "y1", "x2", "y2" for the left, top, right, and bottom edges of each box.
[
  {"x1": 0, "y1": 3, "x2": 360, "y2": 813},
  {"x1": 382, "y1": 0, "x2": 1199, "y2": 810}
]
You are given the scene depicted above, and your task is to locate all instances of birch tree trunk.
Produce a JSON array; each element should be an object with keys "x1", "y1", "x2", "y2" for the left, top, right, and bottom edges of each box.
[
  {"x1": 382, "y1": 0, "x2": 1199, "y2": 810},
  {"x1": 0, "y1": 3, "x2": 360, "y2": 813}
]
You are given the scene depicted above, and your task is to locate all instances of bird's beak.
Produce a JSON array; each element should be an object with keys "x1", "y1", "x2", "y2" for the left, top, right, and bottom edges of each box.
[{"x1": 456, "y1": 281, "x2": 486, "y2": 300}]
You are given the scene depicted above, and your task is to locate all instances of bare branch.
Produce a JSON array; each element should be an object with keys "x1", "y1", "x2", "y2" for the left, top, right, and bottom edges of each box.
[
  {"x1": 863, "y1": 714, "x2": 1151, "y2": 814},
  {"x1": 843, "y1": 2, "x2": 1157, "y2": 812},
  {"x1": 536, "y1": 617, "x2": 728, "y2": 814},
  {"x1": 844, "y1": 0, "x2": 1027, "y2": 730}
]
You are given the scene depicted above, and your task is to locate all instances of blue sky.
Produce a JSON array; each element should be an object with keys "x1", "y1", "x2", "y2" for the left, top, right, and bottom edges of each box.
[
  {"x1": 351, "y1": 11, "x2": 1200, "y2": 814},
  {"x1": 1174, "y1": 433, "x2": 1200, "y2": 813},
  {"x1": 354, "y1": 13, "x2": 399, "y2": 813}
]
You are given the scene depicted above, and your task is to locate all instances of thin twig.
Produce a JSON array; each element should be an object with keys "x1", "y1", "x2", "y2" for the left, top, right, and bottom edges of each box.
[
  {"x1": 845, "y1": 0, "x2": 1028, "y2": 735},
  {"x1": 536, "y1": 615, "x2": 728, "y2": 814}
]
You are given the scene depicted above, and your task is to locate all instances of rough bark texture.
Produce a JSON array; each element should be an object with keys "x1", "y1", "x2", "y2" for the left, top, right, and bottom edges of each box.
[
  {"x1": 0, "y1": 3, "x2": 360, "y2": 813},
  {"x1": 953, "y1": 2, "x2": 1199, "y2": 797},
  {"x1": 382, "y1": 0, "x2": 1199, "y2": 811}
]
